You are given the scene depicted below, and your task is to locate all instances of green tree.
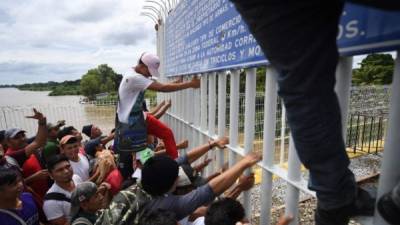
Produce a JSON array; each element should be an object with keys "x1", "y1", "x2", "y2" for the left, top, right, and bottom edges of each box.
[
  {"x1": 80, "y1": 64, "x2": 122, "y2": 99},
  {"x1": 352, "y1": 53, "x2": 394, "y2": 86}
]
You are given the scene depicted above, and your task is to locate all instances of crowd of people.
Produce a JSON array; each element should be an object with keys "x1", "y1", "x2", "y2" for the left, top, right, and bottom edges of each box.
[{"x1": 0, "y1": 52, "x2": 294, "y2": 225}]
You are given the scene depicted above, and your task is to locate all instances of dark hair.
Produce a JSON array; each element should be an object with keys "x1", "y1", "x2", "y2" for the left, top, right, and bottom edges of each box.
[
  {"x1": 205, "y1": 198, "x2": 246, "y2": 225},
  {"x1": 47, "y1": 154, "x2": 69, "y2": 172},
  {"x1": 0, "y1": 168, "x2": 20, "y2": 187},
  {"x1": 57, "y1": 126, "x2": 76, "y2": 140},
  {"x1": 0, "y1": 130, "x2": 5, "y2": 142},
  {"x1": 139, "y1": 209, "x2": 177, "y2": 225},
  {"x1": 141, "y1": 155, "x2": 179, "y2": 196}
]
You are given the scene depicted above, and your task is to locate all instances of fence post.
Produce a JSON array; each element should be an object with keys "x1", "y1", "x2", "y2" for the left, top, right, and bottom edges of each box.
[
  {"x1": 208, "y1": 72, "x2": 217, "y2": 174},
  {"x1": 200, "y1": 74, "x2": 208, "y2": 175},
  {"x1": 279, "y1": 102, "x2": 286, "y2": 164},
  {"x1": 374, "y1": 51, "x2": 400, "y2": 225},
  {"x1": 260, "y1": 66, "x2": 278, "y2": 225},
  {"x1": 285, "y1": 135, "x2": 301, "y2": 225},
  {"x1": 228, "y1": 70, "x2": 240, "y2": 167},
  {"x1": 243, "y1": 68, "x2": 256, "y2": 216},
  {"x1": 217, "y1": 71, "x2": 227, "y2": 169},
  {"x1": 335, "y1": 56, "x2": 353, "y2": 140}
]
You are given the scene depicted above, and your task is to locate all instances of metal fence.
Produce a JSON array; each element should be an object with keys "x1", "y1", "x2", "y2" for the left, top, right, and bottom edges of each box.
[{"x1": 156, "y1": 53, "x2": 400, "y2": 225}]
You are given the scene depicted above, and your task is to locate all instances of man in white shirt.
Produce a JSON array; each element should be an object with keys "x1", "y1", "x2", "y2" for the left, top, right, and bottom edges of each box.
[
  {"x1": 43, "y1": 154, "x2": 82, "y2": 225},
  {"x1": 117, "y1": 52, "x2": 200, "y2": 178},
  {"x1": 59, "y1": 135, "x2": 92, "y2": 181}
]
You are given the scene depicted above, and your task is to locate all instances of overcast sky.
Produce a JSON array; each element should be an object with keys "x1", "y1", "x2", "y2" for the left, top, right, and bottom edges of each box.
[{"x1": 0, "y1": 0, "x2": 157, "y2": 85}]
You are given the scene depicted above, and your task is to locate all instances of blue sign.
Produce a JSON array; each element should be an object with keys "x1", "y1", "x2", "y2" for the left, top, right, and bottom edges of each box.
[{"x1": 164, "y1": 0, "x2": 400, "y2": 76}]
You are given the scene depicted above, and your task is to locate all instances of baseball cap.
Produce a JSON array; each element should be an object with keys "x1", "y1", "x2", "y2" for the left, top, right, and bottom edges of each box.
[
  {"x1": 70, "y1": 181, "x2": 98, "y2": 219},
  {"x1": 60, "y1": 135, "x2": 78, "y2": 146},
  {"x1": 5, "y1": 128, "x2": 25, "y2": 139},
  {"x1": 140, "y1": 53, "x2": 160, "y2": 77}
]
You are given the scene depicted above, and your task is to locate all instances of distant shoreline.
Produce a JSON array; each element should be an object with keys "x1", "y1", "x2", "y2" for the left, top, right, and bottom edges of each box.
[{"x1": 0, "y1": 80, "x2": 81, "y2": 96}]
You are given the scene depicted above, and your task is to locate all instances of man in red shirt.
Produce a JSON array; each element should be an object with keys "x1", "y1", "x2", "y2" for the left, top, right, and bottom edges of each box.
[{"x1": 5, "y1": 108, "x2": 47, "y2": 169}]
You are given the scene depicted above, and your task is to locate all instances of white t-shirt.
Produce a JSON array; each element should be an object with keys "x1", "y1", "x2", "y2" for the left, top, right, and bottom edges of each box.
[
  {"x1": 117, "y1": 73, "x2": 154, "y2": 123},
  {"x1": 43, "y1": 175, "x2": 82, "y2": 221},
  {"x1": 69, "y1": 154, "x2": 90, "y2": 181},
  {"x1": 179, "y1": 216, "x2": 205, "y2": 225}
]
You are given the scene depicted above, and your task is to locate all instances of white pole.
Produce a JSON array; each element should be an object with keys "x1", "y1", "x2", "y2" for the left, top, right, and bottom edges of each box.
[
  {"x1": 279, "y1": 101, "x2": 286, "y2": 164},
  {"x1": 243, "y1": 68, "x2": 256, "y2": 216},
  {"x1": 229, "y1": 70, "x2": 240, "y2": 167},
  {"x1": 285, "y1": 135, "x2": 301, "y2": 225},
  {"x1": 335, "y1": 56, "x2": 353, "y2": 139},
  {"x1": 374, "y1": 51, "x2": 400, "y2": 225},
  {"x1": 217, "y1": 72, "x2": 227, "y2": 169},
  {"x1": 260, "y1": 66, "x2": 279, "y2": 225},
  {"x1": 208, "y1": 72, "x2": 217, "y2": 175}
]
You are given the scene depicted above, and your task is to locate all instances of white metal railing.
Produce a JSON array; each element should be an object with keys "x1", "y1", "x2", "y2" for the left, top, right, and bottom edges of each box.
[{"x1": 156, "y1": 14, "x2": 399, "y2": 224}]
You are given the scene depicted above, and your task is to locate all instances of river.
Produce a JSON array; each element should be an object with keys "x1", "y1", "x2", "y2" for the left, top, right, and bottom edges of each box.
[{"x1": 0, "y1": 88, "x2": 116, "y2": 137}]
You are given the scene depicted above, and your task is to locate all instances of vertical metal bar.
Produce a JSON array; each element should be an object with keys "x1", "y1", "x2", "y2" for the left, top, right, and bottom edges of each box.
[
  {"x1": 368, "y1": 116, "x2": 374, "y2": 153},
  {"x1": 285, "y1": 135, "x2": 301, "y2": 225},
  {"x1": 229, "y1": 70, "x2": 240, "y2": 167},
  {"x1": 243, "y1": 68, "x2": 256, "y2": 216},
  {"x1": 376, "y1": 117, "x2": 382, "y2": 153},
  {"x1": 217, "y1": 72, "x2": 227, "y2": 169},
  {"x1": 260, "y1": 66, "x2": 279, "y2": 225},
  {"x1": 374, "y1": 50, "x2": 400, "y2": 225},
  {"x1": 354, "y1": 114, "x2": 360, "y2": 153},
  {"x1": 200, "y1": 74, "x2": 208, "y2": 173},
  {"x1": 348, "y1": 114, "x2": 353, "y2": 147},
  {"x1": 208, "y1": 72, "x2": 216, "y2": 174},
  {"x1": 280, "y1": 101, "x2": 286, "y2": 164},
  {"x1": 361, "y1": 116, "x2": 367, "y2": 151},
  {"x1": 335, "y1": 56, "x2": 353, "y2": 140}
]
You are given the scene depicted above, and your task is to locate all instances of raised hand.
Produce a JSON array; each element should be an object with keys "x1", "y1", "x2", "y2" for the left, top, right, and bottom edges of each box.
[
  {"x1": 190, "y1": 76, "x2": 200, "y2": 88},
  {"x1": 26, "y1": 108, "x2": 45, "y2": 121},
  {"x1": 237, "y1": 173, "x2": 255, "y2": 191},
  {"x1": 243, "y1": 152, "x2": 262, "y2": 166},
  {"x1": 214, "y1": 136, "x2": 229, "y2": 149}
]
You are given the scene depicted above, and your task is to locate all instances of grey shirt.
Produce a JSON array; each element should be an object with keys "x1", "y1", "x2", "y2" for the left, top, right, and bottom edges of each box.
[
  {"x1": 145, "y1": 183, "x2": 215, "y2": 220},
  {"x1": 143, "y1": 153, "x2": 215, "y2": 220}
]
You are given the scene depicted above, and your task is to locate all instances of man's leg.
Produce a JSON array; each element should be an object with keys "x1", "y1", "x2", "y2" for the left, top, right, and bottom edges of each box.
[
  {"x1": 146, "y1": 114, "x2": 178, "y2": 159},
  {"x1": 230, "y1": 0, "x2": 357, "y2": 224}
]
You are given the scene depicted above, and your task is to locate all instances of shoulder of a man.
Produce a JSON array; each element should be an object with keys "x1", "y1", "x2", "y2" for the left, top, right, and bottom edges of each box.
[
  {"x1": 95, "y1": 184, "x2": 151, "y2": 225},
  {"x1": 122, "y1": 74, "x2": 153, "y2": 90}
]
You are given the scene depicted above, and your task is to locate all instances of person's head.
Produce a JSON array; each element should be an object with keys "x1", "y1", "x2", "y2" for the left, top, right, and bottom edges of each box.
[
  {"x1": 60, "y1": 135, "x2": 80, "y2": 161},
  {"x1": 139, "y1": 209, "x2": 178, "y2": 225},
  {"x1": 82, "y1": 124, "x2": 102, "y2": 139},
  {"x1": 58, "y1": 126, "x2": 83, "y2": 143},
  {"x1": 47, "y1": 122, "x2": 62, "y2": 140},
  {"x1": 0, "y1": 130, "x2": 7, "y2": 150},
  {"x1": 5, "y1": 128, "x2": 27, "y2": 149},
  {"x1": 70, "y1": 182, "x2": 103, "y2": 219},
  {"x1": 141, "y1": 155, "x2": 179, "y2": 196},
  {"x1": 84, "y1": 138, "x2": 103, "y2": 158},
  {"x1": 0, "y1": 168, "x2": 24, "y2": 201},
  {"x1": 134, "y1": 52, "x2": 160, "y2": 78},
  {"x1": 47, "y1": 154, "x2": 73, "y2": 184},
  {"x1": 205, "y1": 198, "x2": 247, "y2": 225}
]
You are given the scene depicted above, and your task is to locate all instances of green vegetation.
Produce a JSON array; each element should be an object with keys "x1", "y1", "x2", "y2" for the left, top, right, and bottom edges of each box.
[
  {"x1": 80, "y1": 64, "x2": 122, "y2": 100},
  {"x1": 0, "y1": 80, "x2": 81, "y2": 96},
  {"x1": 352, "y1": 53, "x2": 394, "y2": 85}
]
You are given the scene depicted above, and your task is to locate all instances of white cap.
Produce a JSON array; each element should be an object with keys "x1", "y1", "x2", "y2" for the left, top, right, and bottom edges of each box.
[{"x1": 140, "y1": 52, "x2": 160, "y2": 77}]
